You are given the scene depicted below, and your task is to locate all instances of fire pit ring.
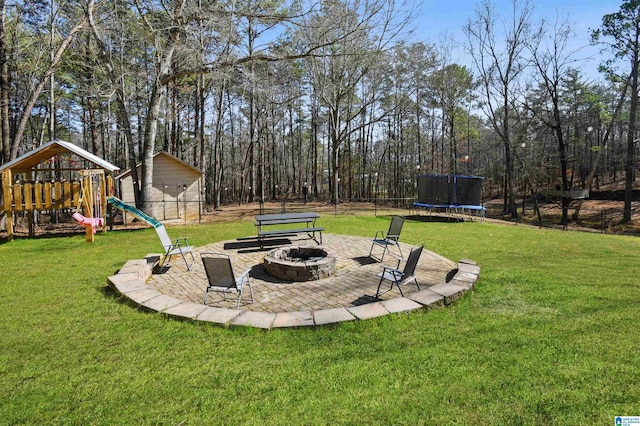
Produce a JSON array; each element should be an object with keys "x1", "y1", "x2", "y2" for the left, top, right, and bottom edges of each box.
[{"x1": 263, "y1": 246, "x2": 336, "y2": 282}]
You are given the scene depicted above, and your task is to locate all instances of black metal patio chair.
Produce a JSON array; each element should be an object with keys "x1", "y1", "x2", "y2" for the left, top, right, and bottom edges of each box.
[
  {"x1": 201, "y1": 252, "x2": 254, "y2": 309},
  {"x1": 375, "y1": 244, "x2": 423, "y2": 299},
  {"x1": 369, "y1": 215, "x2": 405, "y2": 262}
]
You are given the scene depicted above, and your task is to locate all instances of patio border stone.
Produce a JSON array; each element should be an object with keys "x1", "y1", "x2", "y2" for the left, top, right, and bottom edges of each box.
[
  {"x1": 230, "y1": 311, "x2": 276, "y2": 329},
  {"x1": 380, "y1": 297, "x2": 424, "y2": 314},
  {"x1": 141, "y1": 294, "x2": 183, "y2": 312},
  {"x1": 196, "y1": 307, "x2": 240, "y2": 325},
  {"x1": 347, "y1": 302, "x2": 389, "y2": 320},
  {"x1": 272, "y1": 311, "x2": 315, "y2": 328},
  {"x1": 163, "y1": 302, "x2": 209, "y2": 320},
  {"x1": 313, "y1": 308, "x2": 357, "y2": 325},
  {"x1": 407, "y1": 288, "x2": 446, "y2": 307},
  {"x1": 429, "y1": 283, "x2": 468, "y2": 305},
  {"x1": 106, "y1": 242, "x2": 480, "y2": 329}
]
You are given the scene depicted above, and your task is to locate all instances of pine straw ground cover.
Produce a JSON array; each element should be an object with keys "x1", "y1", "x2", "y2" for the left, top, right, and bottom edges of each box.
[{"x1": 0, "y1": 216, "x2": 638, "y2": 425}]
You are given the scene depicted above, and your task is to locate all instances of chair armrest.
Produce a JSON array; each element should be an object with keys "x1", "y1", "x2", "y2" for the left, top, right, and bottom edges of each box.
[
  {"x1": 380, "y1": 266, "x2": 403, "y2": 281},
  {"x1": 373, "y1": 230, "x2": 386, "y2": 239},
  {"x1": 173, "y1": 237, "x2": 190, "y2": 246},
  {"x1": 237, "y1": 269, "x2": 252, "y2": 287},
  {"x1": 381, "y1": 265, "x2": 401, "y2": 274}
]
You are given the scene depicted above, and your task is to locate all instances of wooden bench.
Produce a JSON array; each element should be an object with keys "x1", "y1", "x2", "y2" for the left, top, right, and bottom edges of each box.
[{"x1": 255, "y1": 212, "x2": 324, "y2": 247}]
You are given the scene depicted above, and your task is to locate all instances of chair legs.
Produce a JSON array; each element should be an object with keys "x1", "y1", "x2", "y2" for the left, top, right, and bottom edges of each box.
[
  {"x1": 236, "y1": 276, "x2": 254, "y2": 310},
  {"x1": 204, "y1": 278, "x2": 254, "y2": 310},
  {"x1": 369, "y1": 242, "x2": 389, "y2": 262},
  {"x1": 162, "y1": 249, "x2": 195, "y2": 271},
  {"x1": 236, "y1": 289, "x2": 242, "y2": 310},
  {"x1": 203, "y1": 287, "x2": 235, "y2": 306},
  {"x1": 370, "y1": 241, "x2": 403, "y2": 262},
  {"x1": 160, "y1": 249, "x2": 171, "y2": 270},
  {"x1": 375, "y1": 274, "x2": 399, "y2": 299},
  {"x1": 246, "y1": 278, "x2": 255, "y2": 303},
  {"x1": 375, "y1": 275, "x2": 420, "y2": 299},
  {"x1": 183, "y1": 251, "x2": 196, "y2": 271}
]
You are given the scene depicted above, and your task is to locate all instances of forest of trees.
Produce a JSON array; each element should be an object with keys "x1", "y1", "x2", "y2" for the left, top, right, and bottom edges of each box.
[{"x1": 1, "y1": 0, "x2": 639, "y2": 225}]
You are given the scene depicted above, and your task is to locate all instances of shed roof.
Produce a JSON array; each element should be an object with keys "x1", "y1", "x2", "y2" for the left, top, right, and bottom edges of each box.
[
  {"x1": 115, "y1": 151, "x2": 203, "y2": 180},
  {"x1": 0, "y1": 140, "x2": 120, "y2": 173}
]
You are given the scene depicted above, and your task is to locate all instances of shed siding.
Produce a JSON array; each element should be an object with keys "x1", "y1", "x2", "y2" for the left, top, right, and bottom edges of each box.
[
  {"x1": 152, "y1": 154, "x2": 201, "y2": 221},
  {"x1": 116, "y1": 153, "x2": 202, "y2": 223}
]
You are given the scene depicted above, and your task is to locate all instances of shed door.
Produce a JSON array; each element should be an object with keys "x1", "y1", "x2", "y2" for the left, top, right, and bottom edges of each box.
[{"x1": 162, "y1": 183, "x2": 180, "y2": 220}]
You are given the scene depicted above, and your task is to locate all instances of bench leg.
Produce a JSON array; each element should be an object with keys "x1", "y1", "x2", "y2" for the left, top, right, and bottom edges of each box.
[{"x1": 308, "y1": 230, "x2": 322, "y2": 245}]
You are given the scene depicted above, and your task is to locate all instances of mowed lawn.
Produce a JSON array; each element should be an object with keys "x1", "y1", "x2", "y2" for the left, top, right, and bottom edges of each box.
[{"x1": 0, "y1": 216, "x2": 638, "y2": 425}]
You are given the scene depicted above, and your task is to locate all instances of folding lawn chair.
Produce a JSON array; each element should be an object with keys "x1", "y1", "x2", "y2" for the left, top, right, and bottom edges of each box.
[
  {"x1": 375, "y1": 244, "x2": 423, "y2": 298},
  {"x1": 201, "y1": 252, "x2": 254, "y2": 310},
  {"x1": 156, "y1": 224, "x2": 195, "y2": 271},
  {"x1": 369, "y1": 215, "x2": 405, "y2": 262}
]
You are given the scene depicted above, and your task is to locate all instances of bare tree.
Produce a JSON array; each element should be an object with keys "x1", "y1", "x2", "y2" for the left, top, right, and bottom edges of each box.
[
  {"x1": 301, "y1": 0, "x2": 414, "y2": 203},
  {"x1": 592, "y1": 0, "x2": 640, "y2": 223},
  {"x1": 7, "y1": 3, "x2": 87, "y2": 159},
  {"x1": 526, "y1": 17, "x2": 583, "y2": 225},
  {"x1": 431, "y1": 63, "x2": 475, "y2": 174},
  {"x1": 0, "y1": 0, "x2": 9, "y2": 163},
  {"x1": 465, "y1": 0, "x2": 533, "y2": 218}
]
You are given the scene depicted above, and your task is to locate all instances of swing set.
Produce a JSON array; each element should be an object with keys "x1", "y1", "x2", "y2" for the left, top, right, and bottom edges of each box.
[{"x1": 0, "y1": 140, "x2": 119, "y2": 242}]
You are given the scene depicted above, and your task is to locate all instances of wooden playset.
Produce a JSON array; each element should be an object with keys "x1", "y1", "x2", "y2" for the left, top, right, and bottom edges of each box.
[{"x1": 0, "y1": 140, "x2": 119, "y2": 242}]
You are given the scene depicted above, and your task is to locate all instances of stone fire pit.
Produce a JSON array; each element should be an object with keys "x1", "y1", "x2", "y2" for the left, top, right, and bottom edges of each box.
[{"x1": 263, "y1": 246, "x2": 336, "y2": 282}]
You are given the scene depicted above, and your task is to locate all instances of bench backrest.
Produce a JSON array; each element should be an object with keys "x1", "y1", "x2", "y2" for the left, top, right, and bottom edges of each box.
[
  {"x1": 257, "y1": 218, "x2": 314, "y2": 226},
  {"x1": 255, "y1": 212, "x2": 319, "y2": 226}
]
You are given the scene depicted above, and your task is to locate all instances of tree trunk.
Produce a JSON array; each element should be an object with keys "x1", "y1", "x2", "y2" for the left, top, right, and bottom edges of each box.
[
  {"x1": 212, "y1": 82, "x2": 226, "y2": 209},
  {"x1": 141, "y1": 78, "x2": 166, "y2": 212},
  {"x1": 504, "y1": 142, "x2": 517, "y2": 217},
  {"x1": 10, "y1": 18, "x2": 87, "y2": 159},
  {"x1": 0, "y1": 0, "x2": 9, "y2": 162},
  {"x1": 624, "y1": 42, "x2": 639, "y2": 223},
  {"x1": 573, "y1": 74, "x2": 630, "y2": 221}
]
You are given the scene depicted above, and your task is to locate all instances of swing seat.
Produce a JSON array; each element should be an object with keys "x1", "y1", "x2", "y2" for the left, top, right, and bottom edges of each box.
[{"x1": 72, "y1": 212, "x2": 104, "y2": 234}]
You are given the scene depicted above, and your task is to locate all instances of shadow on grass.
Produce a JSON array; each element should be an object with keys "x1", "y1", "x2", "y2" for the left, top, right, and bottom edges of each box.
[
  {"x1": 224, "y1": 238, "x2": 293, "y2": 253},
  {"x1": 0, "y1": 225, "x2": 155, "y2": 244},
  {"x1": 0, "y1": 230, "x2": 82, "y2": 242},
  {"x1": 99, "y1": 283, "x2": 168, "y2": 315},
  {"x1": 99, "y1": 284, "x2": 134, "y2": 308},
  {"x1": 405, "y1": 215, "x2": 465, "y2": 223}
]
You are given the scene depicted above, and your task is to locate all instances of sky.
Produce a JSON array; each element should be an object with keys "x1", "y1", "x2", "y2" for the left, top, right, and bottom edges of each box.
[{"x1": 411, "y1": 0, "x2": 625, "y2": 82}]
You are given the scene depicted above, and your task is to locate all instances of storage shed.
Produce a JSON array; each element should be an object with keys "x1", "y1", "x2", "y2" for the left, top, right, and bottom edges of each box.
[{"x1": 117, "y1": 152, "x2": 203, "y2": 223}]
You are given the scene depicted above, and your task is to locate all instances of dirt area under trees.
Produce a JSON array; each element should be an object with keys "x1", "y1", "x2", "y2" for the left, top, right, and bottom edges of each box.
[
  {"x1": 484, "y1": 176, "x2": 640, "y2": 234},
  {"x1": 2, "y1": 183, "x2": 640, "y2": 239}
]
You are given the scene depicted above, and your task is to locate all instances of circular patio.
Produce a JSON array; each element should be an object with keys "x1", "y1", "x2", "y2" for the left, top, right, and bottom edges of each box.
[
  {"x1": 149, "y1": 234, "x2": 456, "y2": 311},
  {"x1": 109, "y1": 233, "x2": 480, "y2": 328}
]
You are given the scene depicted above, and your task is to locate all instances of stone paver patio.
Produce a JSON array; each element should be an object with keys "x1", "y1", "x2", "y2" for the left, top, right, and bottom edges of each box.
[{"x1": 108, "y1": 233, "x2": 480, "y2": 328}]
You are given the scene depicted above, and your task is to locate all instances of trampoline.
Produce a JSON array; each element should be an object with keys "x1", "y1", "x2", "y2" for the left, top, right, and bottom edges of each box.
[{"x1": 413, "y1": 174, "x2": 485, "y2": 220}]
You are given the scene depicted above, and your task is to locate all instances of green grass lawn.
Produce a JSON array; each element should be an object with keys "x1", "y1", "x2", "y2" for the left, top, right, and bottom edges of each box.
[{"x1": 1, "y1": 216, "x2": 639, "y2": 425}]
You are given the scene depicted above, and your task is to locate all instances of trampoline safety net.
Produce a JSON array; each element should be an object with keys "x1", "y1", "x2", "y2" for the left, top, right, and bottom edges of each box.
[{"x1": 416, "y1": 174, "x2": 483, "y2": 206}]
